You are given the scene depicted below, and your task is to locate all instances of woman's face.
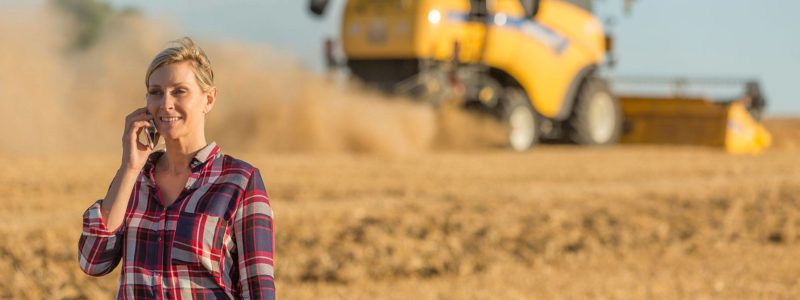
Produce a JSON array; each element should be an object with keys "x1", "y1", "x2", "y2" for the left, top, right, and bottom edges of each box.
[{"x1": 146, "y1": 61, "x2": 214, "y2": 142}]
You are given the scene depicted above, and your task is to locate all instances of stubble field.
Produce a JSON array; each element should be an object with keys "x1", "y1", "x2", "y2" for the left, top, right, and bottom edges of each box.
[{"x1": 1, "y1": 120, "x2": 799, "y2": 299}]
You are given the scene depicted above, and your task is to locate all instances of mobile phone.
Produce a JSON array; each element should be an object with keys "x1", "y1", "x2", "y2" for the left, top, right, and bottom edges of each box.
[{"x1": 144, "y1": 117, "x2": 158, "y2": 150}]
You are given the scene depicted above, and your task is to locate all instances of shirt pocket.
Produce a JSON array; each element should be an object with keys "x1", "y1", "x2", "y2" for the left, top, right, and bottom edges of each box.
[{"x1": 171, "y1": 212, "x2": 228, "y2": 275}]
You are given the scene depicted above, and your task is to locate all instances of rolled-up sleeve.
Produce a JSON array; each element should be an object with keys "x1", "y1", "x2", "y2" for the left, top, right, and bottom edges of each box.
[
  {"x1": 234, "y1": 168, "x2": 276, "y2": 299},
  {"x1": 78, "y1": 199, "x2": 125, "y2": 276}
]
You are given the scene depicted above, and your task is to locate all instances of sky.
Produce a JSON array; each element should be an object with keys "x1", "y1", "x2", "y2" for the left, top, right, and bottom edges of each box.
[{"x1": 104, "y1": 0, "x2": 800, "y2": 116}]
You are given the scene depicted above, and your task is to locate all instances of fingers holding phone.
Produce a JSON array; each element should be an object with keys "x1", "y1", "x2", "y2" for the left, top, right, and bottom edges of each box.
[{"x1": 122, "y1": 108, "x2": 159, "y2": 171}]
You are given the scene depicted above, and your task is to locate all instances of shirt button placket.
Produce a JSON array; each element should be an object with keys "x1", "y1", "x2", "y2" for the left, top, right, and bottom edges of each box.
[
  {"x1": 155, "y1": 208, "x2": 167, "y2": 298},
  {"x1": 158, "y1": 211, "x2": 166, "y2": 242}
]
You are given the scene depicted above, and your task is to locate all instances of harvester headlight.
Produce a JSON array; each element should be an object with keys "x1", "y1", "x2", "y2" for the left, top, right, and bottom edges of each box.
[
  {"x1": 494, "y1": 13, "x2": 507, "y2": 26},
  {"x1": 428, "y1": 9, "x2": 442, "y2": 24}
]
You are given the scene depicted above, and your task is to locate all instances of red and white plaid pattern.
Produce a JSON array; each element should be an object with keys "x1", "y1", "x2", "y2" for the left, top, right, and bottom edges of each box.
[{"x1": 79, "y1": 142, "x2": 275, "y2": 299}]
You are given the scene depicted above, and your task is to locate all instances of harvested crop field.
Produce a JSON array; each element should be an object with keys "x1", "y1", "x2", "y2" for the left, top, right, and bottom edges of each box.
[{"x1": 1, "y1": 119, "x2": 798, "y2": 299}]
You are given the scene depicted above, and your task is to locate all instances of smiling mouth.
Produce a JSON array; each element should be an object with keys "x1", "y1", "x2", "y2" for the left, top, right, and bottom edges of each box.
[{"x1": 160, "y1": 116, "x2": 183, "y2": 124}]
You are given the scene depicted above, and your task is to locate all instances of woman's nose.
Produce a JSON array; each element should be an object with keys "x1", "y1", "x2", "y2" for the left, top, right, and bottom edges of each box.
[{"x1": 160, "y1": 94, "x2": 176, "y2": 110}]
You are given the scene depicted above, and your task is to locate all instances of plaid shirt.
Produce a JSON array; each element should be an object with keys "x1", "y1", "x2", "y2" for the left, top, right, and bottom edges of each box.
[{"x1": 78, "y1": 142, "x2": 275, "y2": 299}]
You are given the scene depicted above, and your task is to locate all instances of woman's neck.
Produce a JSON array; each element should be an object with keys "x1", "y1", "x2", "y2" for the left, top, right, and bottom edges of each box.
[{"x1": 160, "y1": 136, "x2": 208, "y2": 176}]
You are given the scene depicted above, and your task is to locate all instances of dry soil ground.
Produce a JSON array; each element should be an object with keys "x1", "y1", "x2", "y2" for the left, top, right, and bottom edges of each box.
[{"x1": 0, "y1": 119, "x2": 798, "y2": 299}]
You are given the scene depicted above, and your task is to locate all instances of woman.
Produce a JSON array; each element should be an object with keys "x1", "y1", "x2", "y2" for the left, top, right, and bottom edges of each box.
[{"x1": 78, "y1": 37, "x2": 276, "y2": 299}]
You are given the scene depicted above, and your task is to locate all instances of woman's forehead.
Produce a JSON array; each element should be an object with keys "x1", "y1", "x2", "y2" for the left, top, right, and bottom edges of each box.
[{"x1": 148, "y1": 61, "x2": 198, "y2": 88}]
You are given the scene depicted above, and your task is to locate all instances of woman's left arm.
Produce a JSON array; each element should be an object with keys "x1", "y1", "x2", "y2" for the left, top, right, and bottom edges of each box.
[{"x1": 234, "y1": 168, "x2": 276, "y2": 299}]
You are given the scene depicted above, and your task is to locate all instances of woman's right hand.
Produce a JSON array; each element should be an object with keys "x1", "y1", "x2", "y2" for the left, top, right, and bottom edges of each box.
[{"x1": 120, "y1": 107, "x2": 158, "y2": 172}]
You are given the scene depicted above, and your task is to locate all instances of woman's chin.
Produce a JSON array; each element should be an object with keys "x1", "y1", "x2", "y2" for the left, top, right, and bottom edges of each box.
[{"x1": 159, "y1": 132, "x2": 182, "y2": 142}]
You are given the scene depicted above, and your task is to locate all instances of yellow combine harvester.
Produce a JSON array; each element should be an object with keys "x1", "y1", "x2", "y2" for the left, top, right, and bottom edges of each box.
[{"x1": 308, "y1": 0, "x2": 770, "y2": 153}]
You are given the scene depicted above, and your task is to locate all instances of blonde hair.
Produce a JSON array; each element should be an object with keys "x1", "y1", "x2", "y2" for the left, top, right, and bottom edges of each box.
[{"x1": 145, "y1": 37, "x2": 214, "y2": 92}]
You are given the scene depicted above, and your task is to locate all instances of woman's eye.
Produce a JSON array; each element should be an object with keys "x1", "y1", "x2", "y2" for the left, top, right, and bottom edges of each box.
[
  {"x1": 172, "y1": 89, "x2": 187, "y2": 95},
  {"x1": 147, "y1": 90, "x2": 161, "y2": 96}
]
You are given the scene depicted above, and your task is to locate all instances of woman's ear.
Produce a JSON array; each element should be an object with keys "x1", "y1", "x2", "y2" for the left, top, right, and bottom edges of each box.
[{"x1": 204, "y1": 87, "x2": 217, "y2": 114}]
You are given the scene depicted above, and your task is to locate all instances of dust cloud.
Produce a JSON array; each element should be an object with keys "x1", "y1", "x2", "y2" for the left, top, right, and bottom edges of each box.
[{"x1": 0, "y1": 4, "x2": 505, "y2": 158}]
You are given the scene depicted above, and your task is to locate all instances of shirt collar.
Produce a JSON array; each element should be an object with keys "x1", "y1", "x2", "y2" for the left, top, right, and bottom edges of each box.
[
  {"x1": 190, "y1": 141, "x2": 220, "y2": 170},
  {"x1": 143, "y1": 141, "x2": 221, "y2": 186}
]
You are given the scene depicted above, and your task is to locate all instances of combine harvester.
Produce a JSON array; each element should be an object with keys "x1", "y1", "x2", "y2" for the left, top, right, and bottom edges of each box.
[{"x1": 308, "y1": 0, "x2": 771, "y2": 154}]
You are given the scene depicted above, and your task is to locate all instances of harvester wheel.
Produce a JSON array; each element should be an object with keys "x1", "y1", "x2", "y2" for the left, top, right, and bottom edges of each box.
[
  {"x1": 502, "y1": 87, "x2": 539, "y2": 151},
  {"x1": 568, "y1": 78, "x2": 622, "y2": 145}
]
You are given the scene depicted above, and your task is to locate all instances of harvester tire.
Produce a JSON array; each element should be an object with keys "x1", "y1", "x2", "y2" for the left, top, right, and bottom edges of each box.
[
  {"x1": 568, "y1": 79, "x2": 622, "y2": 145},
  {"x1": 502, "y1": 87, "x2": 539, "y2": 151}
]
